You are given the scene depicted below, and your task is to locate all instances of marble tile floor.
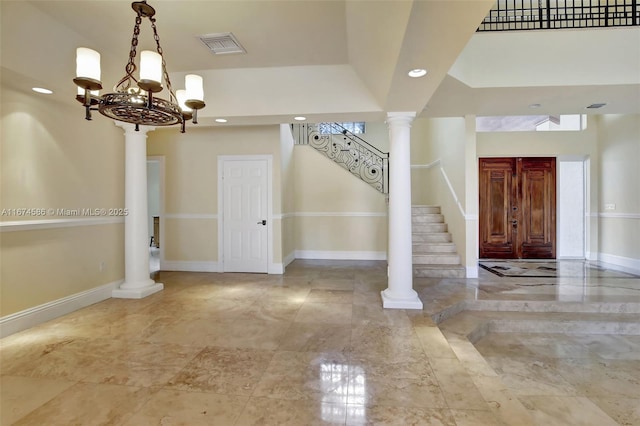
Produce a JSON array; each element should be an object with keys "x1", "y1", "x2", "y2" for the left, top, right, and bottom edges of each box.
[{"x1": 1, "y1": 259, "x2": 639, "y2": 425}]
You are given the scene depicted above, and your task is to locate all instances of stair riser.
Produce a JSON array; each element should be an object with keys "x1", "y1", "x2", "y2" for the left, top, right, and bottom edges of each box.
[
  {"x1": 413, "y1": 224, "x2": 448, "y2": 233},
  {"x1": 413, "y1": 255, "x2": 461, "y2": 265},
  {"x1": 413, "y1": 244, "x2": 457, "y2": 253},
  {"x1": 412, "y1": 206, "x2": 441, "y2": 214},
  {"x1": 413, "y1": 234, "x2": 452, "y2": 243},
  {"x1": 412, "y1": 214, "x2": 444, "y2": 223},
  {"x1": 414, "y1": 268, "x2": 466, "y2": 278}
]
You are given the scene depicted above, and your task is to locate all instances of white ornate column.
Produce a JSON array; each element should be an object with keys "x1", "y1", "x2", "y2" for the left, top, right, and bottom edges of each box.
[
  {"x1": 112, "y1": 123, "x2": 163, "y2": 298},
  {"x1": 382, "y1": 112, "x2": 423, "y2": 309}
]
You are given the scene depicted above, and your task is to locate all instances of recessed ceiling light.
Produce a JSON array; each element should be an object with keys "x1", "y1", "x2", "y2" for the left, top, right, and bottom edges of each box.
[
  {"x1": 529, "y1": 103, "x2": 541, "y2": 108},
  {"x1": 294, "y1": 116, "x2": 306, "y2": 121},
  {"x1": 215, "y1": 118, "x2": 227, "y2": 123},
  {"x1": 407, "y1": 69, "x2": 427, "y2": 78},
  {"x1": 586, "y1": 103, "x2": 607, "y2": 109},
  {"x1": 32, "y1": 87, "x2": 53, "y2": 94}
]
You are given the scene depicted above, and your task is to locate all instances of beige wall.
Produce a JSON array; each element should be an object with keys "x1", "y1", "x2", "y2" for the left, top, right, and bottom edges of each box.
[
  {"x1": 293, "y1": 145, "x2": 388, "y2": 255},
  {"x1": 1, "y1": 85, "x2": 125, "y2": 316},
  {"x1": 147, "y1": 125, "x2": 283, "y2": 264},
  {"x1": 596, "y1": 114, "x2": 640, "y2": 264},
  {"x1": 280, "y1": 124, "x2": 296, "y2": 263},
  {"x1": 410, "y1": 117, "x2": 469, "y2": 265}
]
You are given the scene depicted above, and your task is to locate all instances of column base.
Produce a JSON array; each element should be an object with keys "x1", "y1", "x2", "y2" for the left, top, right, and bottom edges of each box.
[
  {"x1": 112, "y1": 281, "x2": 164, "y2": 299},
  {"x1": 381, "y1": 288, "x2": 423, "y2": 310}
]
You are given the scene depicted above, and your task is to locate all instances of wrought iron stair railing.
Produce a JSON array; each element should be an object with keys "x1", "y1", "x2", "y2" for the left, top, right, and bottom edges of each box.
[
  {"x1": 478, "y1": 0, "x2": 639, "y2": 31},
  {"x1": 291, "y1": 123, "x2": 389, "y2": 194}
]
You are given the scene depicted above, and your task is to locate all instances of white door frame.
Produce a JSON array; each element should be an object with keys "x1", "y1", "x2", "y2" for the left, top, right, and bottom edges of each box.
[
  {"x1": 147, "y1": 156, "x2": 165, "y2": 270},
  {"x1": 217, "y1": 155, "x2": 273, "y2": 273}
]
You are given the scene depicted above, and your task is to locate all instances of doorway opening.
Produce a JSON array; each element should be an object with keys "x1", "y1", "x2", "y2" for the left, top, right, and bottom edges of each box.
[
  {"x1": 147, "y1": 157, "x2": 164, "y2": 274},
  {"x1": 479, "y1": 157, "x2": 556, "y2": 259}
]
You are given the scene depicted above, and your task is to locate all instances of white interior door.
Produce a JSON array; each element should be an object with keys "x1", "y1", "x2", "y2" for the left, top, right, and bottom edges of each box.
[{"x1": 222, "y1": 159, "x2": 269, "y2": 272}]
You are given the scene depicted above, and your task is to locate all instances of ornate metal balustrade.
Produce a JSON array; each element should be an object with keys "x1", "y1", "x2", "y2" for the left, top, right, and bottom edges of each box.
[
  {"x1": 291, "y1": 123, "x2": 389, "y2": 194},
  {"x1": 478, "y1": 0, "x2": 639, "y2": 31}
]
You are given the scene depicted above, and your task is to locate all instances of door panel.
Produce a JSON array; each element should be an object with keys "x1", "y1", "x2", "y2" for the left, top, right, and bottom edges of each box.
[
  {"x1": 223, "y1": 159, "x2": 269, "y2": 273},
  {"x1": 480, "y1": 157, "x2": 556, "y2": 259},
  {"x1": 520, "y1": 158, "x2": 556, "y2": 258},
  {"x1": 479, "y1": 158, "x2": 516, "y2": 258}
]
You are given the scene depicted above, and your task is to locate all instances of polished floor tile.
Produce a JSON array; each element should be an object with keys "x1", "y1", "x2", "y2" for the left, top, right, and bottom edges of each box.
[
  {"x1": 1, "y1": 259, "x2": 638, "y2": 425},
  {"x1": 122, "y1": 389, "x2": 248, "y2": 425},
  {"x1": 167, "y1": 347, "x2": 275, "y2": 396}
]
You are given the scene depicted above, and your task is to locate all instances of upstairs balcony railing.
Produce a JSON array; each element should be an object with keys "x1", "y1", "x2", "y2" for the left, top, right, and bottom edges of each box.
[
  {"x1": 478, "y1": 0, "x2": 639, "y2": 31},
  {"x1": 291, "y1": 123, "x2": 389, "y2": 194}
]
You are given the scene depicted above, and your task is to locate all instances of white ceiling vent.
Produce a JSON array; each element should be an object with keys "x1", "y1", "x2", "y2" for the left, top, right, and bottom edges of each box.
[{"x1": 199, "y1": 32, "x2": 246, "y2": 55}]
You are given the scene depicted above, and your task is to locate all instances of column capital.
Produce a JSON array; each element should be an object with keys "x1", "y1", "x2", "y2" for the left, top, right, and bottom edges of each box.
[{"x1": 385, "y1": 112, "x2": 416, "y2": 127}]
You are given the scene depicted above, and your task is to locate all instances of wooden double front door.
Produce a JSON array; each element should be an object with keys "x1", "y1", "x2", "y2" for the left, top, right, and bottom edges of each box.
[{"x1": 479, "y1": 157, "x2": 556, "y2": 259}]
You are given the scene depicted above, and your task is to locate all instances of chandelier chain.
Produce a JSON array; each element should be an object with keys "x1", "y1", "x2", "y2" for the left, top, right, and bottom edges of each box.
[
  {"x1": 115, "y1": 14, "x2": 143, "y2": 92},
  {"x1": 150, "y1": 16, "x2": 177, "y2": 103}
]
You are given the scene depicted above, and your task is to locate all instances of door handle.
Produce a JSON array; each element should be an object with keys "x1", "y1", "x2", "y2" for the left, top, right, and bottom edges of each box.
[
  {"x1": 258, "y1": 220, "x2": 266, "y2": 225},
  {"x1": 512, "y1": 220, "x2": 518, "y2": 227}
]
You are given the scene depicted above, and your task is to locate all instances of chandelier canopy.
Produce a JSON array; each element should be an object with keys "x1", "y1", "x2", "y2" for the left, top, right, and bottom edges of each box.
[{"x1": 73, "y1": 1, "x2": 205, "y2": 132}]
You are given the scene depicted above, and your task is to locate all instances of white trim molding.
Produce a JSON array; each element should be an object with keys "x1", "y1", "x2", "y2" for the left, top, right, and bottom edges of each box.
[
  {"x1": 283, "y1": 251, "x2": 296, "y2": 267},
  {"x1": 597, "y1": 253, "x2": 640, "y2": 275},
  {"x1": 269, "y1": 263, "x2": 284, "y2": 274},
  {"x1": 0, "y1": 217, "x2": 124, "y2": 232},
  {"x1": 0, "y1": 279, "x2": 123, "y2": 338},
  {"x1": 294, "y1": 212, "x2": 387, "y2": 218},
  {"x1": 295, "y1": 250, "x2": 387, "y2": 261},
  {"x1": 161, "y1": 260, "x2": 219, "y2": 272},
  {"x1": 595, "y1": 212, "x2": 640, "y2": 219},
  {"x1": 164, "y1": 213, "x2": 218, "y2": 220}
]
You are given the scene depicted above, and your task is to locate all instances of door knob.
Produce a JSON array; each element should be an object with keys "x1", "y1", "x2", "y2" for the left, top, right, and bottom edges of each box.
[
  {"x1": 258, "y1": 220, "x2": 267, "y2": 225},
  {"x1": 512, "y1": 220, "x2": 518, "y2": 226}
]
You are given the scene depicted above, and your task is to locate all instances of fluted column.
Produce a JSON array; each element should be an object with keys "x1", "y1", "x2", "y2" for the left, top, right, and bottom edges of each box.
[
  {"x1": 381, "y1": 112, "x2": 423, "y2": 309},
  {"x1": 112, "y1": 123, "x2": 163, "y2": 298}
]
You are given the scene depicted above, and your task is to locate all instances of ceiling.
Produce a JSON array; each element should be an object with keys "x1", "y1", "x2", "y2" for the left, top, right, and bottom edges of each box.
[{"x1": 1, "y1": 1, "x2": 638, "y2": 127}]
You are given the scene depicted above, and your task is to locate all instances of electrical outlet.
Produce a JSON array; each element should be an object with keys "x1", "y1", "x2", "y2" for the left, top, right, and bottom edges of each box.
[{"x1": 604, "y1": 203, "x2": 616, "y2": 211}]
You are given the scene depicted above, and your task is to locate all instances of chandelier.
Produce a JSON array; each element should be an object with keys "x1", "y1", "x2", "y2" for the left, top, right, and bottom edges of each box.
[{"x1": 73, "y1": 1, "x2": 205, "y2": 133}]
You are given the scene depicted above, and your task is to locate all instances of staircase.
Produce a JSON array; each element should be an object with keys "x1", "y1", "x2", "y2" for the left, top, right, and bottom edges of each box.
[
  {"x1": 291, "y1": 123, "x2": 389, "y2": 194},
  {"x1": 412, "y1": 205, "x2": 466, "y2": 278}
]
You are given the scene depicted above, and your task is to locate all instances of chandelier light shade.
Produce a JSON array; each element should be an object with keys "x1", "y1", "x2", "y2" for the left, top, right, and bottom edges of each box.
[
  {"x1": 139, "y1": 51, "x2": 163, "y2": 89},
  {"x1": 185, "y1": 74, "x2": 204, "y2": 102},
  {"x1": 75, "y1": 48, "x2": 101, "y2": 82},
  {"x1": 184, "y1": 74, "x2": 205, "y2": 124},
  {"x1": 176, "y1": 89, "x2": 193, "y2": 123},
  {"x1": 176, "y1": 90, "x2": 191, "y2": 112},
  {"x1": 73, "y1": 1, "x2": 205, "y2": 132}
]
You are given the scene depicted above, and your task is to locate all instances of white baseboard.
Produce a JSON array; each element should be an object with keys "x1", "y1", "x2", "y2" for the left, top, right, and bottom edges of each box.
[
  {"x1": 268, "y1": 263, "x2": 284, "y2": 274},
  {"x1": 294, "y1": 250, "x2": 387, "y2": 261},
  {"x1": 466, "y1": 265, "x2": 478, "y2": 278},
  {"x1": 0, "y1": 279, "x2": 123, "y2": 338},
  {"x1": 283, "y1": 251, "x2": 296, "y2": 268},
  {"x1": 161, "y1": 260, "x2": 219, "y2": 272},
  {"x1": 597, "y1": 253, "x2": 640, "y2": 275}
]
